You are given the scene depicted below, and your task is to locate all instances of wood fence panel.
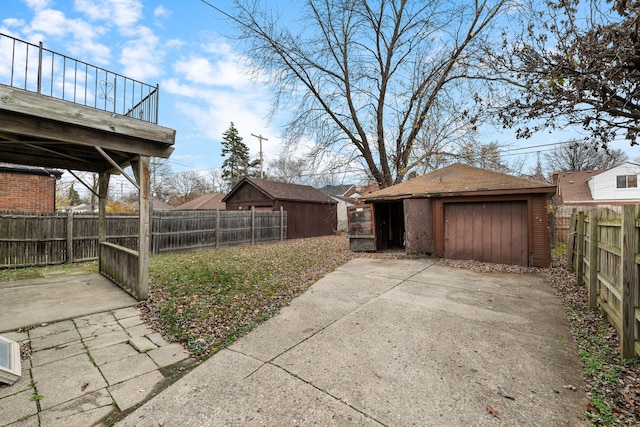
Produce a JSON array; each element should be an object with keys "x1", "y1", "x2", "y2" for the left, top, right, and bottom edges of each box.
[
  {"x1": 0, "y1": 212, "x2": 67, "y2": 267},
  {"x1": 569, "y1": 204, "x2": 640, "y2": 359},
  {"x1": 99, "y1": 241, "x2": 140, "y2": 299},
  {"x1": 0, "y1": 209, "x2": 288, "y2": 267},
  {"x1": 151, "y1": 210, "x2": 217, "y2": 253}
]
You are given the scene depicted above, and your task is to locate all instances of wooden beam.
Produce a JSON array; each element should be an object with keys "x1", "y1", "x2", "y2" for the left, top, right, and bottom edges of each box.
[
  {"x1": 0, "y1": 151, "x2": 108, "y2": 171},
  {"x1": 98, "y1": 172, "x2": 110, "y2": 272},
  {"x1": 0, "y1": 110, "x2": 174, "y2": 159},
  {"x1": 133, "y1": 156, "x2": 150, "y2": 300},
  {"x1": 0, "y1": 85, "x2": 175, "y2": 146},
  {"x1": 95, "y1": 147, "x2": 140, "y2": 191}
]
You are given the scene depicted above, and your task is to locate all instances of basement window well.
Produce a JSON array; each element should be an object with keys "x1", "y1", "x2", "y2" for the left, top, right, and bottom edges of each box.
[{"x1": 0, "y1": 335, "x2": 21, "y2": 385}]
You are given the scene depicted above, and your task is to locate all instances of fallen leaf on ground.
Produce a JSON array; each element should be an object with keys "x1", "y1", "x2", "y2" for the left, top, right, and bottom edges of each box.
[{"x1": 486, "y1": 404, "x2": 500, "y2": 419}]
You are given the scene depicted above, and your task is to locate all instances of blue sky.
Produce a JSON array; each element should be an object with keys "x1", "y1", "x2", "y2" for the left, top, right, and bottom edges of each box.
[{"x1": 1, "y1": 0, "x2": 639, "y2": 193}]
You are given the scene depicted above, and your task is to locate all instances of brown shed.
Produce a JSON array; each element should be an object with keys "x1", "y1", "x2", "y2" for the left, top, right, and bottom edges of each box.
[
  {"x1": 351, "y1": 163, "x2": 556, "y2": 267},
  {"x1": 222, "y1": 177, "x2": 337, "y2": 239}
]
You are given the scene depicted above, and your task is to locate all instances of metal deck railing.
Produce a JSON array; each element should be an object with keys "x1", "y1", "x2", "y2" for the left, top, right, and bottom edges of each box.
[{"x1": 0, "y1": 33, "x2": 159, "y2": 123}]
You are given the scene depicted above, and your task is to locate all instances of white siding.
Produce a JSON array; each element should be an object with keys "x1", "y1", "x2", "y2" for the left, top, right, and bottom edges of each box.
[{"x1": 589, "y1": 162, "x2": 640, "y2": 201}]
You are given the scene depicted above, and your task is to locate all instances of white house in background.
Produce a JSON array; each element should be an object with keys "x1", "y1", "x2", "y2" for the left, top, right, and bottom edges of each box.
[
  {"x1": 319, "y1": 184, "x2": 361, "y2": 232},
  {"x1": 589, "y1": 162, "x2": 640, "y2": 202}
]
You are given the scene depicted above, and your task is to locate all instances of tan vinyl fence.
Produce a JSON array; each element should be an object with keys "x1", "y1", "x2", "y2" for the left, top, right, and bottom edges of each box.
[
  {"x1": 567, "y1": 205, "x2": 640, "y2": 359},
  {"x1": 0, "y1": 208, "x2": 286, "y2": 268}
]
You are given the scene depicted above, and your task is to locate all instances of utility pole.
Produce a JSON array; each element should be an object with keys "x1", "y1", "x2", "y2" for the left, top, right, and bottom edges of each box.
[{"x1": 251, "y1": 133, "x2": 268, "y2": 178}]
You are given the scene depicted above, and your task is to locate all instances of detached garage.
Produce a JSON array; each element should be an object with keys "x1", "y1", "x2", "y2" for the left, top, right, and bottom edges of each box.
[{"x1": 350, "y1": 163, "x2": 556, "y2": 267}]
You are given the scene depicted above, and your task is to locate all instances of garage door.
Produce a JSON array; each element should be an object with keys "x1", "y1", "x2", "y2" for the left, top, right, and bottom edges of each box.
[{"x1": 444, "y1": 201, "x2": 528, "y2": 266}]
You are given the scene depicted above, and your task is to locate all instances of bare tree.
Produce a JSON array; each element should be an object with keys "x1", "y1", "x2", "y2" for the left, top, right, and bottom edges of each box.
[
  {"x1": 543, "y1": 141, "x2": 629, "y2": 176},
  {"x1": 267, "y1": 152, "x2": 309, "y2": 184},
  {"x1": 206, "y1": 168, "x2": 227, "y2": 193},
  {"x1": 457, "y1": 141, "x2": 509, "y2": 172},
  {"x1": 227, "y1": 0, "x2": 512, "y2": 188},
  {"x1": 150, "y1": 157, "x2": 174, "y2": 202},
  {"x1": 489, "y1": 0, "x2": 640, "y2": 149},
  {"x1": 169, "y1": 170, "x2": 207, "y2": 205}
]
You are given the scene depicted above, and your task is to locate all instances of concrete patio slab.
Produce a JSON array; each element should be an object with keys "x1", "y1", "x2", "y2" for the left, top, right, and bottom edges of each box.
[
  {"x1": 108, "y1": 370, "x2": 165, "y2": 411},
  {"x1": 0, "y1": 273, "x2": 137, "y2": 333},
  {"x1": 40, "y1": 404, "x2": 113, "y2": 427},
  {"x1": 32, "y1": 352, "x2": 108, "y2": 410},
  {"x1": 30, "y1": 341, "x2": 86, "y2": 367},
  {"x1": 0, "y1": 389, "x2": 37, "y2": 424},
  {"x1": 147, "y1": 343, "x2": 190, "y2": 368},
  {"x1": 38, "y1": 388, "x2": 112, "y2": 425},
  {"x1": 0, "y1": 274, "x2": 194, "y2": 426},
  {"x1": 100, "y1": 353, "x2": 158, "y2": 386}
]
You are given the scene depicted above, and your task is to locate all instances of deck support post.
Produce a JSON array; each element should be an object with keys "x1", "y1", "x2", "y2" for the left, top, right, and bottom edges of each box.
[{"x1": 132, "y1": 156, "x2": 150, "y2": 300}]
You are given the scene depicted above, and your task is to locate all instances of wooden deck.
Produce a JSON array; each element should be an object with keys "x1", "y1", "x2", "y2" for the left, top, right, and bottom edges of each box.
[{"x1": 0, "y1": 85, "x2": 174, "y2": 171}]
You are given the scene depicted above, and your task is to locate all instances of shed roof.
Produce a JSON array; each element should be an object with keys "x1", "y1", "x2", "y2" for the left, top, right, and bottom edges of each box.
[
  {"x1": 0, "y1": 162, "x2": 63, "y2": 178},
  {"x1": 362, "y1": 163, "x2": 556, "y2": 201},
  {"x1": 174, "y1": 193, "x2": 226, "y2": 210},
  {"x1": 319, "y1": 184, "x2": 356, "y2": 197},
  {"x1": 223, "y1": 177, "x2": 335, "y2": 204}
]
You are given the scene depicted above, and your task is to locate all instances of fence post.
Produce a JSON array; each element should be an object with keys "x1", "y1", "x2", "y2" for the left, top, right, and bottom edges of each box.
[
  {"x1": 621, "y1": 205, "x2": 639, "y2": 359},
  {"x1": 280, "y1": 206, "x2": 284, "y2": 241},
  {"x1": 588, "y1": 210, "x2": 598, "y2": 309},
  {"x1": 66, "y1": 210, "x2": 74, "y2": 264},
  {"x1": 567, "y1": 209, "x2": 577, "y2": 269},
  {"x1": 251, "y1": 206, "x2": 255, "y2": 245},
  {"x1": 576, "y1": 211, "x2": 585, "y2": 286},
  {"x1": 215, "y1": 209, "x2": 220, "y2": 249}
]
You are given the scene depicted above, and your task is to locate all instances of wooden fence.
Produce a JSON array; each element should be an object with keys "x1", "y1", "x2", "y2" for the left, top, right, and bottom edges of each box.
[
  {"x1": 552, "y1": 204, "x2": 622, "y2": 245},
  {"x1": 567, "y1": 205, "x2": 640, "y2": 359},
  {"x1": 0, "y1": 209, "x2": 287, "y2": 268}
]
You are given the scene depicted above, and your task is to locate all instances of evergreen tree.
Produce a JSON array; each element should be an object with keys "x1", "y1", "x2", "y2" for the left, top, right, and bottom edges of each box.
[
  {"x1": 67, "y1": 183, "x2": 82, "y2": 206},
  {"x1": 220, "y1": 122, "x2": 259, "y2": 189}
]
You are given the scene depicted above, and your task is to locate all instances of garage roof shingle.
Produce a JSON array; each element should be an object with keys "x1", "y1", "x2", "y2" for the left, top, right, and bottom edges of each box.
[{"x1": 363, "y1": 163, "x2": 555, "y2": 200}]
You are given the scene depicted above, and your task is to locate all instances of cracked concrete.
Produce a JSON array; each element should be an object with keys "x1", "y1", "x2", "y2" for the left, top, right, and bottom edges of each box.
[
  {"x1": 119, "y1": 258, "x2": 588, "y2": 426},
  {"x1": 0, "y1": 306, "x2": 193, "y2": 427}
]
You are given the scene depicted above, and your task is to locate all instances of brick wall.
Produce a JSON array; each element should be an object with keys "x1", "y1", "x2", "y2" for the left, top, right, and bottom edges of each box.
[{"x1": 0, "y1": 171, "x2": 56, "y2": 213}]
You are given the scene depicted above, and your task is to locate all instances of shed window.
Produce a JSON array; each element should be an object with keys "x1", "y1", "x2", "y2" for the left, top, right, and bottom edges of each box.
[{"x1": 616, "y1": 175, "x2": 638, "y2": 188}]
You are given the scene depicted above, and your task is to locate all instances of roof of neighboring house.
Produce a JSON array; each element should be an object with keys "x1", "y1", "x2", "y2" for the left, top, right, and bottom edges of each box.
[
  {"x1": 330, "y1": 195, "x2": 362, "y2": 205},
  {"x1": 223, "y1": 177, "x2": 335, "y2": 204},
  {"x1": 552, "y1": 169, "x2": 605, "y2": 205},
  {"x1": 174, "y1": 193, "x2": 226, "y2": 210},
  {"x1": 0, "y1": 162, "x2": 63, "y2": 178},
  {"x1": 319, "y1": 184, "x2": 356, "y2": 197},
  {"x1": 362, "y1": 163, "x2": 556, "y2": 201},
  {"x1": 131, "y1": 197, "x2": 172, "y2": 211}
]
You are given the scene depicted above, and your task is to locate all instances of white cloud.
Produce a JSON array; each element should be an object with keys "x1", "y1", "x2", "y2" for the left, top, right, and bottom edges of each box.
[
  {"x1": 154, "y1": 5, "x2": 171, "y2": 19},
  {"x1": 173, "y1": 54, "x2": 251, "y2": 89},
  {"x1": 2, "y1": 18, "x2": 25, "y2": 28},
  {"x1": 29, "y1": 8, "x2": 72, "y2": 36},
  {"x1": 119, "y1": 26, "x2": 162, "y2": 80},
  {"x1": 24, "y1": 8, "x2": 110, "y2": 64},
  {"x1": 24, "y1": 0, "x2": 51, "y2": 10},
  {"x1": 74, "y1": 0, "x2": 143, "y2": 34}
]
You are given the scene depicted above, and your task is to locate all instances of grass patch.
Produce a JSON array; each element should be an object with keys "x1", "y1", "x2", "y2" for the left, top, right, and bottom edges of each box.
[
  {"x1": 140, "y1": 235, "x2": 356, "y2": 358},
  {"x1": 551, "y1": 243, "x2": 567, "y2": 257}
]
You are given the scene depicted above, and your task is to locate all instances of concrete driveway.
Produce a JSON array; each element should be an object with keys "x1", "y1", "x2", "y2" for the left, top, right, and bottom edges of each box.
[{"x1": 119, "y1": 258, "x2": 587, "y2": 426}]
